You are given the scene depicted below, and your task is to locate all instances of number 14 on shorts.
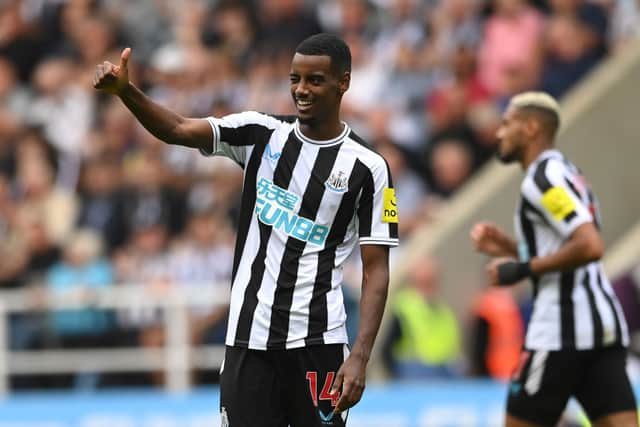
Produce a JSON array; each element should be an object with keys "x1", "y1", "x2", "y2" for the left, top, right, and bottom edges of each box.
[{"x1": 306, "y1": 371, "x2": 340, "y2": 407}]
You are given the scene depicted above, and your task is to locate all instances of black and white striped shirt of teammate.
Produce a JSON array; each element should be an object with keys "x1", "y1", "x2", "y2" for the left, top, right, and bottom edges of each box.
[
  {"x1": 471, "y1": 92, "x2": 637, "y2": 427},
  {"x1": 516, "y1": 149, "x2": 628, "y2": 351},
  {"x1": 94, "y1": 33, "x2": 397, "y2": 426}
]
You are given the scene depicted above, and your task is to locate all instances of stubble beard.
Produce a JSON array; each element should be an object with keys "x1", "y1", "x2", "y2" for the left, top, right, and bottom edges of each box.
[
  {"x1": 496, "y1": 150, "x2": 519, "y2": 163},
  {"x1": 496, "y1": 141, "x2": 522, "y2": 164}
]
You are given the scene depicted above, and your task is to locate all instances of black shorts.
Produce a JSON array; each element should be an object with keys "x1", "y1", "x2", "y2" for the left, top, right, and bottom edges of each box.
[
  {"x1": 507, "y1": 345, "x2": 636, "y2": 425},
  {"x1": 220, "y1": 344, "x2": 349, "y2": 427}
]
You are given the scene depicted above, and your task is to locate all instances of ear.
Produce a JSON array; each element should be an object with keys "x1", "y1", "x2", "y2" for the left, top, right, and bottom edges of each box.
[
  {"x1": 338, "y1": 71, "x2": 350, "y2": 95},
  {"x1": 524, "y1": 116, "x2": 541, "y2": 138}
]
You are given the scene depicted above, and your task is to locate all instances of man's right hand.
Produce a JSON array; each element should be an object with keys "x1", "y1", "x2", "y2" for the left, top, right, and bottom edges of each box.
[
  {"x1": 93, "y1": 47, "x2": 131, "y2": 95},
  {"x1": 470, "y1": 222, "x2": 516, "y2": 257}
]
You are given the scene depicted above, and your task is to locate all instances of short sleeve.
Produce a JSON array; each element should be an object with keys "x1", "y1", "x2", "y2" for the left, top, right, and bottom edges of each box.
[
  {"x1": 199, "y1": 117, "x2": 248, "y2": 167},
  {"x1": 523, "y1": 159, "x2": 593, "y2": 238},
  {"x1": 357, "y1": 158, "x2": 399, "y2": 246},
  {"x1": 199, "y1": 112, "x2": 284, "y2": 167},
  {"x1": 200, "y1": 117, "x2": 247, "y2": 166}
]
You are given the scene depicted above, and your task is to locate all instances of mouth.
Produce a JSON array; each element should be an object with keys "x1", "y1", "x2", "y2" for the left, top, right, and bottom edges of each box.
[{"x1": 295, "y1": 98, "x2": 313, "y2": 113}]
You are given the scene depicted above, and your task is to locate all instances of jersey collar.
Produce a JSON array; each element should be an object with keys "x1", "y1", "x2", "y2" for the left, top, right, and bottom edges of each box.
[
  {"x1": 527, "y1": 148, "x2": 563, "y2": 173},
  {"x1": 294, "y1": 120, "x2": 350, "y2": 146}
]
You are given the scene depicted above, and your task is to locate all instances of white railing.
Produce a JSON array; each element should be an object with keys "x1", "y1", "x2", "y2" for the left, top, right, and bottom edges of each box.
[{"x1": 0, "y1": 284, "x2": 230, "y2": 396}]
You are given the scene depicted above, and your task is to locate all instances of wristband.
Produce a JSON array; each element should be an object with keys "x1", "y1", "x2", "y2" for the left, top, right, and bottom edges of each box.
[{"x1": 497, "y1": 261, "x2": 531, "y2": 285}]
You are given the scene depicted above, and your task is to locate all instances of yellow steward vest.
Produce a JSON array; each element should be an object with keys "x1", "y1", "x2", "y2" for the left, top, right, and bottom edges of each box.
[{"x1": 392, "y1": 288, "x2": 460, "y2": 365}]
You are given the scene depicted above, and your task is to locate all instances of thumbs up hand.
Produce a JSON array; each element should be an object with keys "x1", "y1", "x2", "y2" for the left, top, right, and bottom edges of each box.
[{"x1": 93, "y1": 47, "x2": 131, "y2": 95}]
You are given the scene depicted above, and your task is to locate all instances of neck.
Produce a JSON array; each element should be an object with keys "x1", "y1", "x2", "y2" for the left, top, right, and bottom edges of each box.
[
  {"x1": 298, "y1": 116, "x2": 344, "y2": 141},
  {"x1": 521, "y1": 141, "x2": 553, "y2": 169}
]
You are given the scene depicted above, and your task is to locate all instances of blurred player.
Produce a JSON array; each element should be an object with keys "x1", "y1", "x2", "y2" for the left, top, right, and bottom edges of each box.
[
  {"x1": 470, "y1": 92, "x2": 637, "y2": 426},
  {"x1": 94, "y1": 33, "x2": 398, "y2": 427}
]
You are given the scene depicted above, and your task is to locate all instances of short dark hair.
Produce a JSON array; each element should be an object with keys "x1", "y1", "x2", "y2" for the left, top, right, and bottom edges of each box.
[
  {"x1": 508, "y1": 92, "x2": 561, "y2": 139},
  {"x1": 519, "y1": 106, "x2": 560, "y2": 138},
  {"x1": 295, "y1": 33, "x2": 351, "y2": 75}
]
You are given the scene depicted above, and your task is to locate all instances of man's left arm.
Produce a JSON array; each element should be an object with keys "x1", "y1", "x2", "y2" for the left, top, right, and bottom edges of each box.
[
  {"x1": 331, "y1": 244, "x2": 389, "y2": 413},
  {"x1": 489, "y1": 222, "x2": 604, "y2": 285},
  {"x1": 529, "y1": 221, "x2": 604, "y2": 274}
]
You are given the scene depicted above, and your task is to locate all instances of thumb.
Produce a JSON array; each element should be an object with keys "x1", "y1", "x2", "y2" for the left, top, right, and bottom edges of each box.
[{"x1": 120, "y1": 47, "x2": 131, "y2": 69}]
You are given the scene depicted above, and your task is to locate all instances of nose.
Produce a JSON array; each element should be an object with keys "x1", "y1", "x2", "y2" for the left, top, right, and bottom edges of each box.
[{"x1": 295, "y1": 80, "x2": 310, "y2": 97}]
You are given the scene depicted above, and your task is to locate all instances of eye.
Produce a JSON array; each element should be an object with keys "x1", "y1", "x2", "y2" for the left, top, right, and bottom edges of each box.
[{"x1": 290, "y1": 76, "x2": 299, "y2": 84}]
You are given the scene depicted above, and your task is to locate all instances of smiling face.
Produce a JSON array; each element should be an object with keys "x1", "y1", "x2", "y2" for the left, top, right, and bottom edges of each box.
[{"x1": 289, "y1": 53, "x2": 349, "y2": 129}]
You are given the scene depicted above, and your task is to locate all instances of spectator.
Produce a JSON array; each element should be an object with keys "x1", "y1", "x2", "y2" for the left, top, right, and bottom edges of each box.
[
  {"x1": 76, "y1": 154, "x2": 127, "y2": 252},
  {"x1": 469, "y1": 285, "x2": 524, "y2": 381},
  {"x1": 539, "y1": 3, "x2": 609, "y2": 97},
  {"x1": 0, "y1": 1, "x2": 49, "y2": 82},
  {"x1": 44, "y1": 228, "x2": 116, "y2": 388},
  {"x1": 167, "y1": 207, "x2": 234, "y2": 348},
  {"x1": 14, "y1": 130, "x2": 78, "y2": 245},
  {"x1": 112, "y1": 204, "x2": 172, "y2": 385},
  {"x1": 610, "y1": 0, "x2": 640, "y2": 52},
  {"x1": 0, "y1": 173, "x2": 28, "y2": 288},
  {"x1": 0, "y1": 58, "x2": 31, "y2": 136},
  {"x1": 120, "y1": 148, "x2": 186, "y2": 239},
  {"x1": 477, "y1": 0, "x2": 545, "y2": 98},
  {"x1": 426, "y1": 138, "x2": 475, "y2": 197},
  {"x1": 28, "y1": 55, "x2": 93, "y2": 187},
  {"x1": 377, "y1": 143, "x2": 427, "y2": 235},
  {"x1": 256, "y1": 0, "x2": 323, "y2": 55},
  {"x1": 382, "y1": 255, "x2": 461, "y2": 379}
]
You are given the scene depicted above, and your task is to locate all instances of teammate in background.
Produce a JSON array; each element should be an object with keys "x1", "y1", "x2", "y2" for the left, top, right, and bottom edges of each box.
[
  {"x1": 470, "y1": 91, "x2": 637, "y2": 427},
  {"x1": 94, "y1": 33, "x2": 398, "y2": 427}
]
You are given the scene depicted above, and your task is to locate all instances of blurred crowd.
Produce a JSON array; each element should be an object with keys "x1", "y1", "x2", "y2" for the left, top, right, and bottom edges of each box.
[{"x1": 0, "y1": 0, "x2": 638, "y2": 390}]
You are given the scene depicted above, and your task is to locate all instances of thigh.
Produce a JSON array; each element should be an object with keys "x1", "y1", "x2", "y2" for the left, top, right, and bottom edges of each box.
[
  {"x1": 506, "y1": 349, "x2": 579, "y2": 426},
  {"x1": 283, "y1": 344, "x2": 349, "y2": 427},
  {"x1": 575, "y1": 346, "x2": 637, "y2": 422},
  {"x1": 220, "y1": 346, "x2": 287, "y2": 427}
]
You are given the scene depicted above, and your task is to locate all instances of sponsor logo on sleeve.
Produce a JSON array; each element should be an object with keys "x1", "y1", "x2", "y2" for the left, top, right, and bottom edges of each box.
[
  {"x1": 541, "y1": 186, "x2": 575, "y2": 220},
  {"x1": 382, "y1": 188, "x2": 398, "y2": 223}
]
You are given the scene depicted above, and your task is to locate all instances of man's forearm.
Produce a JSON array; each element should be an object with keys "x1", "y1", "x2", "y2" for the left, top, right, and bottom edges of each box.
[
  {"x1": 500, "y1": 235, "x2": 519, "y2": 258},
  {"x1": 530, "y1": 234, "x2": 601, "y2": 276},
  {"x1": 351, "y1": 263, "x2": 389, "y2": 362},
  {"x1": 118, "y1": 83, "x2": 193, "y2": 147}
]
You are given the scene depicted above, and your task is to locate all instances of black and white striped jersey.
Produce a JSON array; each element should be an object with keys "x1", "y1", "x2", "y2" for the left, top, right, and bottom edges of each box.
[
  {"x1": 515, "y1": 149, "x2": 628, "y2": 351},
  {"x1": 200, "y1": 111, "x2": 399, "y2": 350}
]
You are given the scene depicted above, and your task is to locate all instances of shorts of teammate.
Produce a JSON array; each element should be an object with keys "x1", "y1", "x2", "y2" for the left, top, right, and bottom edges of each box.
[
  {"x1": 507, "y1": 345, "x2": 636, "y2": 425},
  {"x1": 220, "y1": 344, "x2": 349, "y2": 427}
]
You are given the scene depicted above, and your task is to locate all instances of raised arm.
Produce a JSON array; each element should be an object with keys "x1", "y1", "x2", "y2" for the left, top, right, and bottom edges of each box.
[
  {"x1": 93, "y1": 48, "x2": 212, "y2": 150},
  {"x1": 331, "y1": 244, "x2": 390, "y2": 413}
]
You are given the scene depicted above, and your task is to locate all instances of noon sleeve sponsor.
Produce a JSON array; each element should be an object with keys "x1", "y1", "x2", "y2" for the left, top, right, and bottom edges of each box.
[
  {"x1": 358, "y1": 157, "x2": 399, "y2": 246},
  {"x1": 382, "y1": 188, "x2": 398, "y2": 223}
]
